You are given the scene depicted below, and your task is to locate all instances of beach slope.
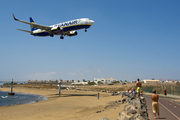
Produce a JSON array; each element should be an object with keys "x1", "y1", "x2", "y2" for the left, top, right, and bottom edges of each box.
[{"x1": 0, "y1": 88, "x2": 127, "y2": 120}]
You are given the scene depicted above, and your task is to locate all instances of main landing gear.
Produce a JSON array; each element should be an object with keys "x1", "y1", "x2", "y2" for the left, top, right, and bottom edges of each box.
[
  {"x1": 85, "y1": 29, "x2": 87, "y2": 32},
  {"x1": 60, "y1": 35, "x2": 64, "y2": 39}
]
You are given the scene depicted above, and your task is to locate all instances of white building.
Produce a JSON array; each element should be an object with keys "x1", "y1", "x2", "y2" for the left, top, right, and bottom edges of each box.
[
  {"x1": 71, "y1": 81, "x2": 88, "y2": 85},
  {"x1": 143, "y1": 80, "x2": 160, "y2": 84},
  {"x1": 94, "y1": 77, "x2": 117, "y2": 84}
]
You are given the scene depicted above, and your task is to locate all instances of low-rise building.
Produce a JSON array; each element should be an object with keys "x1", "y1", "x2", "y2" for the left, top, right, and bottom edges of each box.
[
  {"x1": 94, "y1": 77, "x2": 117, "y2": 84},
  {"x1": 71, "y1": 81, "x2": 88, "y2": 85},
  {"x1": 143, "y1": 80, "x2": 160, "y2": 84}
]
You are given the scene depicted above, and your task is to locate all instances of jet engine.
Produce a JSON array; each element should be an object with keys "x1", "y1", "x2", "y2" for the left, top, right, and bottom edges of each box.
[
  {"x1": 57, "y1": 27, "x2": 63, "y2": 31},
  {"x1": 68, "y1": 30, "x2": 78, "y2": 37}
]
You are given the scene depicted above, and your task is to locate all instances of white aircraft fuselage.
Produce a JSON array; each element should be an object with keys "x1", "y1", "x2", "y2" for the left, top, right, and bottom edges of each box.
[{"x1": 13, "y1": 14, "x2": 94, "y2": 39}]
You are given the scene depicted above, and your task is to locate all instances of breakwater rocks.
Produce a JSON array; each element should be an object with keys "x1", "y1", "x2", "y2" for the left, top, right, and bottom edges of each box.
[
  {"x1": 101, "y1": 92, "x2": 149, "y2": 120},
  {"x1": 117, "y1": 97, "x2": 148, "y2": 120}
]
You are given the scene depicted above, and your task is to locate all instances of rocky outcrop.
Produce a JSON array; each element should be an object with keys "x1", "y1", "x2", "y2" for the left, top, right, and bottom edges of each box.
[
  {"x1": 117, "y1": 95, "x2": 148, "y2": 120},
  {"x1": 100, "y1": 92, "x2": 149, "y2": 120}
]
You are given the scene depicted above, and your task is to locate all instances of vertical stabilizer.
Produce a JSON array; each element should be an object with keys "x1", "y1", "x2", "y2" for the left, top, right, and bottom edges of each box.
[{"x1": 30, "y1": 17, "x2": 38, "y2": 31}]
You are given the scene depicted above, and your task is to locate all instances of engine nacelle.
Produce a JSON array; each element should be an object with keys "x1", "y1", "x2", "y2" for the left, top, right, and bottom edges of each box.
[
  {"x1": 68, "y1": 31, "x2": 78, "y2": 37},
  {"x1": 57, "y1": 27, "x2": 63, "y2": 31}
]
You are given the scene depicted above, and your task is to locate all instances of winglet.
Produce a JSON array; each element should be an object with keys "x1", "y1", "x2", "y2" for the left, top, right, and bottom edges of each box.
[{"x1": 13, "y1": 14, "x2": 18, "y2": 21}]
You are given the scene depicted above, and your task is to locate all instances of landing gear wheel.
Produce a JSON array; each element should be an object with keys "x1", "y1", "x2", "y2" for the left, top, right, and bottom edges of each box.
[
  {"x1": 60, "y1": 36, "x2": 64, "y2": 39},
  {"x1": 85, "y1": 29, "x2": 87, "y2": 32},
  {"x1": 50, "y1": 34, "x2": 54, "y2": 37}
]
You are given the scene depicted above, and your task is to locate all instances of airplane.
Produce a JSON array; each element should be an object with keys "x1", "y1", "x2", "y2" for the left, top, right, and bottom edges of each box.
[{"x1": 13, "y1": 14, "x2": 94, "y2": 39}]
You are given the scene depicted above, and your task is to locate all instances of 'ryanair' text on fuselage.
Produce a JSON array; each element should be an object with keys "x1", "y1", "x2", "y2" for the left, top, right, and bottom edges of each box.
[{"x1": 56, "y1": 20, "x2": 79, "y2": 27}]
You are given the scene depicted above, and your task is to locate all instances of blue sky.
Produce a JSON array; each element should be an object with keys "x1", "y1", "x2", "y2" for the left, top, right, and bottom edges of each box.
[{"x1": 0, "y1": 0, "x2": 180, "y2": 81}]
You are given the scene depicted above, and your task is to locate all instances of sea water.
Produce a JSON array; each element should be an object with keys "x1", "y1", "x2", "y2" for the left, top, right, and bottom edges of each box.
[{"x1": 0, "y1": 91, "x2": 48, "y2": 107}]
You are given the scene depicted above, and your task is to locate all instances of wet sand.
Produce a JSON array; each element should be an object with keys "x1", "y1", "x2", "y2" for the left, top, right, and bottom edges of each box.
[{"x1": 0, "y1": 87, "x2": 128, "y2": 120}]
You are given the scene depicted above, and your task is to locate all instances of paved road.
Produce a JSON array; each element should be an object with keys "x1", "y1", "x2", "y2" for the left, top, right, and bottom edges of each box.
[{"x1": 145, "y1": 95, "x2": 180, "y2": 120}]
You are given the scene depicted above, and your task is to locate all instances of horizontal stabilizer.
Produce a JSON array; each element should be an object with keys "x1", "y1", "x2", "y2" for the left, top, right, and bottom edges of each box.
[{"x1": 17, "y1": 29, "x2": 32, "y2": 33}]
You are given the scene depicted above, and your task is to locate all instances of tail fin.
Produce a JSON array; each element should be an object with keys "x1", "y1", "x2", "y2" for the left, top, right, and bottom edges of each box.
[{"x1": 30, "y1": 17, "x2": 38, "y2": 31}]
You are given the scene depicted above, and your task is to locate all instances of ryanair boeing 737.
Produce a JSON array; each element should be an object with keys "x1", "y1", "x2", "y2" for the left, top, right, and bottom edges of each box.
[{"x1": 13, "y1": 14, "x2": 94, "y2": 39}]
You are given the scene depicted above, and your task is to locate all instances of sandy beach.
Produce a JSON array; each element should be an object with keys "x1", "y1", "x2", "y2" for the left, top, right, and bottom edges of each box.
[{"x1": 0, "y1": 87, "x2": 128, "y2": 120}]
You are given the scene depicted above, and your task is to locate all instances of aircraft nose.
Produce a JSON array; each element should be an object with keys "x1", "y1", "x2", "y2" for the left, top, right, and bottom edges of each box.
[{"x1": 89, "y1": 20, "x2": 94, "y2": 25}]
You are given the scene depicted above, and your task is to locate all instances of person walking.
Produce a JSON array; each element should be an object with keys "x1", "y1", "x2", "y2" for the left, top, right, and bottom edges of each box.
[
  {"x1": 163, "y1": 89, "x2": 167, "y2": 97},
  {"x1": 151, "y1": 89, "x2": 160, "y2": 119},
  {"x1": 97, "y1": 93, "x2": 100, "y2": 100},
  {"x1": 136, "y1": 78, "x2": 142, "y2": 98}
]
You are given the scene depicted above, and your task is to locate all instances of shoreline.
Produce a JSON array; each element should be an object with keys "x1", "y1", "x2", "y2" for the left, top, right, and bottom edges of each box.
[{"x1": 0, "y1": 90, "x2": 48, "y2": 107}]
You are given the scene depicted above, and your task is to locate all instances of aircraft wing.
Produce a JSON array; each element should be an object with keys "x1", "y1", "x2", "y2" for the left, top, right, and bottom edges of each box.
[{"x1": 13, "y1": 14, "x2": 52, "y2": 31}]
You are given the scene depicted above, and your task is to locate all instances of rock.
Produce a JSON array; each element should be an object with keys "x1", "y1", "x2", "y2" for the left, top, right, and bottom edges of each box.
[
  {"x1": 136, "y1": 108, "x2": 143, "y2": 115},
  {"x1": 96, "y1": 111, "x2": 101, "y2": 113},
  {"x1": 141, "y1": 112, "x2": 149, "y2": 119},
  {"x1": 140, "y1": 98, "x2": 146, "y2": 105},
  {"x1": 129, "y1": 99, "x2": 141, "y2": 108},
  {"x1": 100, "y1": 117, "x2": 110, "y2": 120},
  {"x1": 123, "y1": 105, "x2": 136, "y2": 111},
  {"x1": 132, "y1": 113, "x2": 148, "y2": 120},
  {"x1": 141, "y1": 105, "x2": 147, "y2": 112},
  {"x1": 126, "y1": 98, "x2": 130, "y2": 103},
  {"x1": 130, "y1": 96, "x2": 135, "y2": 100},
  {"x1": 122, "y1": 98, "x2": 126, "y2": 104},
  {"x1": 127, "y1": 109, "x2": 137, "y2": 115},
  {"x1": 140, "y1": 97, "x2": 145, "y2": 100},
  {"x1": 118, "y1": 111, "x2": 133, "y2": 120}
]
